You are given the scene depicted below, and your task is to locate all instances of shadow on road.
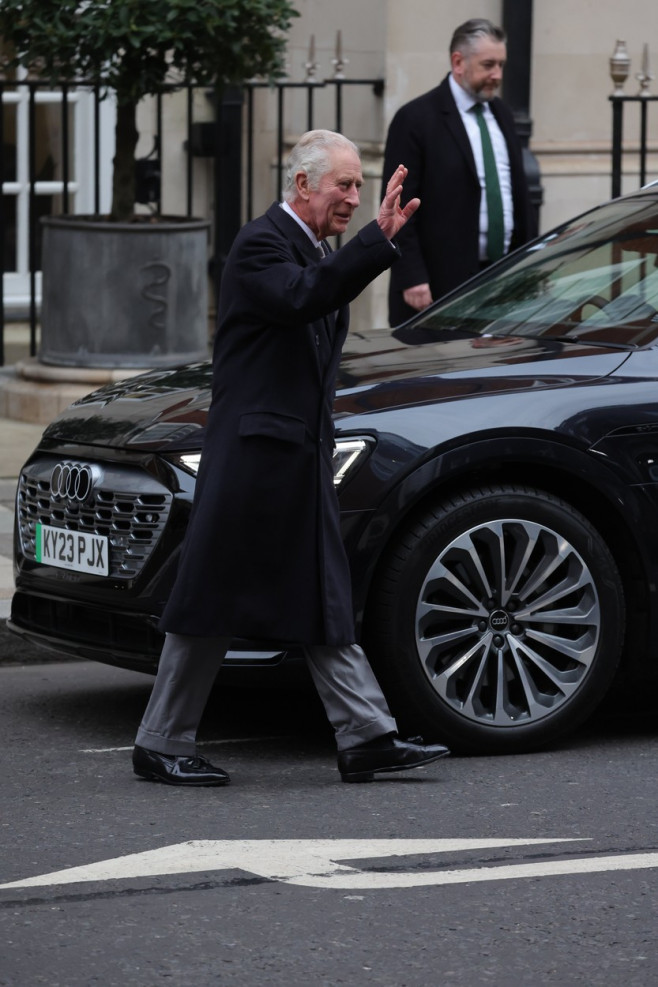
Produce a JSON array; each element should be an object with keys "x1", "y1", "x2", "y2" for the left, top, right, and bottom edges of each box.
[{"x1": 2, "y1": 619, "x2": 656, "y2": 752}]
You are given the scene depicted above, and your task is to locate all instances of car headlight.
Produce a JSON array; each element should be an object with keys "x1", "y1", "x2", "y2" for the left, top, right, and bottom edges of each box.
[
  {"x1": 170, "y1": 440, "x2": 372, "y2": 487},
  {"x1": 333, "y1": 438, "x2": 371, "y2": 488}
]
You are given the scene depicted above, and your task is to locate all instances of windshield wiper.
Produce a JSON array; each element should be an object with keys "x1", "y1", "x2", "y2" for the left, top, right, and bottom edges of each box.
[{"x1": 549, "y1": 334, "x2": 636, "y2": 349}]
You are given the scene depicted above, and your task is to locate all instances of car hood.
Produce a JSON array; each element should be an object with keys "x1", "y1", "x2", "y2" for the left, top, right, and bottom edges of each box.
[
  {"x1": 41, "y1": 330, "x2": 630, "y2": 451},
  {"x1": 333, "y1": 328, "x2": 630, "y2": 417}
]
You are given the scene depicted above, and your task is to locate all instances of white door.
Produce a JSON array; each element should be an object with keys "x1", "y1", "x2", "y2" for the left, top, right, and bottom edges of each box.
[{"x1": 2, "y1": 69, "x2": 114, "y2": 316}]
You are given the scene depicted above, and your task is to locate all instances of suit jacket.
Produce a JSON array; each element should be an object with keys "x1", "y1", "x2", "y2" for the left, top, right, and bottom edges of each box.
[
  {"x1": 382, "y1": 74, "x2": 537, "y2": 326},
  {"x1": 161, "y1": 204, "x2": 399, "y2": 646}
]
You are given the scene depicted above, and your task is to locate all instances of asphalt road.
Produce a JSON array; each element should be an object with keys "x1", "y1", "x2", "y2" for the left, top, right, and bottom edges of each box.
[{"x1": 1, "y1": 634, "x2": 657, "y2": 987}]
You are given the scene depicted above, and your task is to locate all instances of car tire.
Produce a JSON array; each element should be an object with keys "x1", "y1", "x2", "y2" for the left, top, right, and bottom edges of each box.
[{"x1": 365, "y1": 484, "x2": 625, "y2": 754}]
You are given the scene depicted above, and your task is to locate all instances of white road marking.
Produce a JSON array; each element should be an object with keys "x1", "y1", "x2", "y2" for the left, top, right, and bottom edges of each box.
[
  {"x1": 299, "y1": 851, "x2": 658, "y2": 890},
  {"x1": 0, "y1": 838, "x2": 605, "y2": 891}
]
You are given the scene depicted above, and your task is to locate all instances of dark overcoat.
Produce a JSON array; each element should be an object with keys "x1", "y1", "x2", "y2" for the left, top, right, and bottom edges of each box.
[
  {"x1": 382, "y1": 74, "x2": 537, "y2": 325},
  {"x1": 160, "y1": 203, "x2": 399, "y2": 646}
]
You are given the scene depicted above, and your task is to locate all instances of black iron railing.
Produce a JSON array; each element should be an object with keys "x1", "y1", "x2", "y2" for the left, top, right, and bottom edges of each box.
[
  {"x1": 608, "y1": 40, "x2": 658, "y2": 199},
  {"x1": 0, "y1": 72, "x2": 384, "y2": 365},
  {"x1": 610, "y1": 94, "x2": 658, "y2": 199}
]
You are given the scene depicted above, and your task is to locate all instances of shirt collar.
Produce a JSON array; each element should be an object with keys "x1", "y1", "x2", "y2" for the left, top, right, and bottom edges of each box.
[
  {"x1": 449, "y1": 72, "x2": 489, "y2": 116},
  {"x1": 280, "y1": 200, "x2": 321, "y2": 248}
]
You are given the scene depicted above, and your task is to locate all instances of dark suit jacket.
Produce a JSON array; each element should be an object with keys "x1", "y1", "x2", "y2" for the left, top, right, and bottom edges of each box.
[
  {"x1": 382, "y1": 74, "x2": 537, "y2": 326},
  {"x1": 161, "y1": 204, "x2": 399, "y2": 646}
]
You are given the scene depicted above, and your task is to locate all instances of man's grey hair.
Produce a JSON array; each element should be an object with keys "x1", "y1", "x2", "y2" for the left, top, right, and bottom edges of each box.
[
  {"x1": 282, "y1": 129, "x2": 360, "y2": 203},
  {"x1": 449, "y1": 18, "x2": 506, "y2": 56}
]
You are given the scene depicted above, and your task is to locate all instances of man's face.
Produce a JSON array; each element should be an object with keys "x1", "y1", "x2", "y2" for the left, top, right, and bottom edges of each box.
[
  {"x1": 294, "y1": 147, "x2": 362, "y2": 239},
  {"x1": 452, "y1": 38, "x2": 507, "y2": 102}
]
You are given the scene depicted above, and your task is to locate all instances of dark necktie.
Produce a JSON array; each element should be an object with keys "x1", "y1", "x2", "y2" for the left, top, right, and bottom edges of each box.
[{"x1": 472, "y1": 103, "x2": 504, "y2": 262}]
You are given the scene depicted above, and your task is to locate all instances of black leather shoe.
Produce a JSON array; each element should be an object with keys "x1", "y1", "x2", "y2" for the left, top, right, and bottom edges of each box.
[
  {"x1": 337, "y1": 734, "x2": 450, "y2": 783},
  {"x1": 133, "y1": 745, "x2": 230, "y2": 786}
]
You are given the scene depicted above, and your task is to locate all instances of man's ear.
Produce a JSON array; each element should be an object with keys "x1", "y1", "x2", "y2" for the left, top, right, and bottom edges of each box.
[{"x1": 295, "y1": 170, "x2": 310, "y2": 200}]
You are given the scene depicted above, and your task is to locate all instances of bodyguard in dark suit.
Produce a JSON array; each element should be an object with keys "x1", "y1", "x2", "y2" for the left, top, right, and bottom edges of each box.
[
  {"x1": 132, "y1": 129, "x2": 450, "y2": 786},
  {"x1": 382, "y1": 18, "x2": 537, "y2": 326}
]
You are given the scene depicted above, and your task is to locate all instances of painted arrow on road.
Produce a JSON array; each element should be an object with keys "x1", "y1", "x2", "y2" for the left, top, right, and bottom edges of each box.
[{"x1": 6, "y1": 837, "x2": 658, "y2": 891}]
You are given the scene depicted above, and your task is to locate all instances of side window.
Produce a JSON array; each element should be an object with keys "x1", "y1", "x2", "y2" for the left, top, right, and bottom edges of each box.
[{"x1": 415, "y1": 207, "x2": 658, "y2": 347}]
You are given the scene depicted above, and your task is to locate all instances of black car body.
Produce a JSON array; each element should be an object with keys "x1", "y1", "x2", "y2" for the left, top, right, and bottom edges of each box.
[{"x1": 10, "y1": 185, "x2": 658, "y2": 753}]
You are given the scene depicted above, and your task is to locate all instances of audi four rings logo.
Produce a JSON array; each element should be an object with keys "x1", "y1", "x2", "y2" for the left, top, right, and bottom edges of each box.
[
  {"x1": 490, "y1": 611, "x2": 509, "y2": 629},
  {"x1": 50, "y1": 463, "x2": 95, "y2": 502}
]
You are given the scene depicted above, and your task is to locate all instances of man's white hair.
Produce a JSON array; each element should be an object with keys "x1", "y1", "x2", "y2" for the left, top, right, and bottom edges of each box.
[{"x1": 282, "y1": 129, "x2": 360, "y2": 203}]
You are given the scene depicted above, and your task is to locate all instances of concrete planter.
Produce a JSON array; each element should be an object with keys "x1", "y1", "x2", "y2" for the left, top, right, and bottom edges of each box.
[{"x1": 40, "y1": 215, "x2": 211, "y2": 368}]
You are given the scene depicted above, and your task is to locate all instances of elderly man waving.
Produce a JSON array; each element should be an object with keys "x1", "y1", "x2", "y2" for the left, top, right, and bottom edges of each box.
[{"x1": 132, "y1": 129, "x2": 450, "y2": 786}]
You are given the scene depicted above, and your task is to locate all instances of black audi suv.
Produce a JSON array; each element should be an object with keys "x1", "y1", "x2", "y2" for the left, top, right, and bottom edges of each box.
[{"x1": 10, "y1": 183, "x2": 658, "y2": 754}]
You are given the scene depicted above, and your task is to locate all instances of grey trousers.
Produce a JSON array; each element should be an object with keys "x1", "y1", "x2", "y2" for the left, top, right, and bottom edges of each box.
[{"x1": 135, "y1": 632, "x2": 397, "y2": 755}]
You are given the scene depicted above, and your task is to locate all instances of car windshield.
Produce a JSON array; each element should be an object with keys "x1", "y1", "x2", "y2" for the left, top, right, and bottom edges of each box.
[{"x1": 411, "y1": 194, "x2": 658, "y2": 348}]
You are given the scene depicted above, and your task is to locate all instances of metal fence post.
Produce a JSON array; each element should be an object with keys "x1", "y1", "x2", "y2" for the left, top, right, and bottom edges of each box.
[{"x1": 609, "y1": 40, "x2": 657, "y2": 199}]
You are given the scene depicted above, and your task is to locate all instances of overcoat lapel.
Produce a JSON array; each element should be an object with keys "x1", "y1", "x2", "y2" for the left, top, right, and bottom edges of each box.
[
  {"x1": 266, "y1": 203, "x2": 327, "y2": 381},
  {"x1": 266, "y1": 202, "x2": 319, "y2": 264},
  {"x1": 436, "y1": 80, "x2": 479, "y2": 183}
]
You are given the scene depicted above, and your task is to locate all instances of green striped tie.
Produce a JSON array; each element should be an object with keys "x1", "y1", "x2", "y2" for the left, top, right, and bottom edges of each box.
[{"x1": 473, "y1": 103, "x2": 504, "y2": 262}]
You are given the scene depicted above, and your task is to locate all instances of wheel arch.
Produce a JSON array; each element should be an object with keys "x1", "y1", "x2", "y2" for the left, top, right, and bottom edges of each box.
[{"x1": 354, "y1": 436, "x2": 652, "y2": 679}]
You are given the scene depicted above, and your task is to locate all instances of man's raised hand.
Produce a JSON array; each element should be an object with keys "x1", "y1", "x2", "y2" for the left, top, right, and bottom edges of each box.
[{"x1": 377, "y1": 164, "x2": 420, "y2": 240}]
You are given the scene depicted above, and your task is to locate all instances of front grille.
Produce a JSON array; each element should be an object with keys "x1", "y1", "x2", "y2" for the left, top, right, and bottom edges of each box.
[{"x1": 17, "y1": 457, "x2": 173, "y2": 580}]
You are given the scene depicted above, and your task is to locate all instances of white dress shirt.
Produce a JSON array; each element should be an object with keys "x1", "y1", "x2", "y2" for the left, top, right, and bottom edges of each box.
[{"x1": 449, "y1": 73, "x2": 514, "y2": 260}]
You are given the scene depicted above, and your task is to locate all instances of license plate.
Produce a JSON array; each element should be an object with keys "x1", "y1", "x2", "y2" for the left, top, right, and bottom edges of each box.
[{"x1": 35, "y1": 523, "x2": 109, "y2": 576}]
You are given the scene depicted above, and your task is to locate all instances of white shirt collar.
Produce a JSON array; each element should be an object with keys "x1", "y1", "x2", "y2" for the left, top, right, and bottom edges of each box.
[
  {"x1": 449, "y1": 72, "x2": 490, "y2": 116},
  {"x1": 280, "y1": 200, "x2": 321, "y2": 248}
]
